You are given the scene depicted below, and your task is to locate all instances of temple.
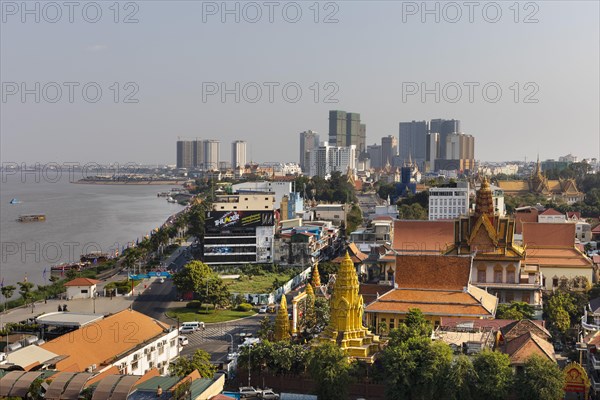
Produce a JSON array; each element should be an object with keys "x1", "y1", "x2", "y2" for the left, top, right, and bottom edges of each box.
[
  {"x1": 318, "y1": 251, "x2": 382, "y2": 362},
  {"x1": 444, "y1": 177, "x2": 543, "y2": 317},
  {"x1": 274, "y1": 295, "x2": 290, "y2": 341},
  {"x1": 497, "y1": 157, "x2": 584, "y2": 204}
]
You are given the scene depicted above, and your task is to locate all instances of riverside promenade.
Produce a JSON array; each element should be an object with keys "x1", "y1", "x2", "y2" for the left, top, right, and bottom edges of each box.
[{"x1": 0, "y1": 239, "x2": 193, "y2": 328}]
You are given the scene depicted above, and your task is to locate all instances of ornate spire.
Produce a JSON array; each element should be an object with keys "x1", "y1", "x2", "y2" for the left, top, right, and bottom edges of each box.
[
  {"x1": 325, "y1": 251, "x2": 365, "y2": 337},
  {"x1": 274, "y1": 295, "x2": 290, "y2": 341},
  {"x1": 474, "y1": 177, "x2": 495, "y2": 217},
  {"x1": 311, "y1": 263, "x2": 321, "y2": 287}
]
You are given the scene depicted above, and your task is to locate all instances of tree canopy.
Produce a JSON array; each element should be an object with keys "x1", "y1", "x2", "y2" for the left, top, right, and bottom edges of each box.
[{"x1": 168, "y1": 349, "x2": 216, "y2": 378}]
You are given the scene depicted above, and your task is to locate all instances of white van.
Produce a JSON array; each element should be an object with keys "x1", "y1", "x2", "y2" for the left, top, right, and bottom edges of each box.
[
  {"x1": 181, "y1": 321, "x2": 204, "y2": 331},
  {"x1": 178, "y1": 336, "x2": 189, "y2": 346}
]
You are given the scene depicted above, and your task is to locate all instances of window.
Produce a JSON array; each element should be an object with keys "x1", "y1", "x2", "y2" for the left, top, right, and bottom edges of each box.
[
  {"x1": 233, "y1": 206, "x2": 237, "y2": 209},
  {"x1": 477, "y1": 269, "x2": 486, "y2": 283},
  {"x1": 81, "y1": 289, "x2": 88, "y2": 294},
  {"x1": 131, "y1": 361, "x2": 139, "y2": 370},
  {"x1": 506, "y1": 269, "x2": 515, "y2": 283},
  {"x1": 552, "y1": 278, "x2": 559, "y2": 288},
  {"x1": 389, "y1": 319, "x2": 395, "y2": 330},
  {"x1": 159, "y1": 347, "x2": 164, "y2": 355},
  {"x1": 522, "y1": 293, "x2": 531, "y2": 304},
  {"x1": 220, "y1": 206, "x2": 224, "y2": 209},
  {"x1": 170, "y1": 339, "x2": 176, "y2": 347},
  {"x1": 494, "y1": 269, "x2": 503, "y2": 283}
]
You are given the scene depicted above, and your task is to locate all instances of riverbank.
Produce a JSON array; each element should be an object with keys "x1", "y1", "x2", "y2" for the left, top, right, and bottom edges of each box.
[{"x1": 74, "y1": 180, "x2": 188, "y2": 185}]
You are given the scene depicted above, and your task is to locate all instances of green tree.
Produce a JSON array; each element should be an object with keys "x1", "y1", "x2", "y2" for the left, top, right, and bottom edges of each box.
[
  {"x1": 398, "y1": 203, "x2": 428, "y2": 220},
  {"x1": 346, "y1": 204, "x2": 363, "y2": 234},
  {"x1": 173, "y1": 261, "x2": 212, "y2": 294},
  {"x1": 313, "y1": 296, "x2": 330, "y2": 333},
  {"x1": 257, "y1": 316, "x2": 274, "y2": 341},
  {"x1": 383, "y1": 336, "x2": 452, "y2": 400},
  {"x1": 204, "y1": 276, "x2": 231, "y2": 309},
  {"x1": 1, "y1": 285, "x2": 16, "y2": 310},
  {"x1": 388, "y1": 309, "x2": 432, "y2": 345},
  {"x1": 472, "y1": 350, "x2": 513, "y2": 400},
  {"x1": 515, "y1": 355, "x2": 565, "y2": 400},
  {"x1": 308, "y1": 342, "x2": 351, "y2": 400},
  {"x1": 17, "y1": 281, "x2": 35, "y2": 307},
  {"x1": 496, "y1": 301, "x2": 535, "y2": 320},
  {"x1": 65, "y1": 268, "x2": 79, "y2": 281},
  {"x1": 545, "y1": 291, "x2": 579, "y2": 334},
  {"x1": 168, "y1": 349, "x2": 216, "y2": 378},
  {"x1": 446, "y1": 355, "x2": 478, "y2": 400}
]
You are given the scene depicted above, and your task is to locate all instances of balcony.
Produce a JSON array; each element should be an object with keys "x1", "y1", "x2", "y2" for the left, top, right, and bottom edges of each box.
[{"x1": 592, "y1": 375, "x2": 600, "y2": 392}]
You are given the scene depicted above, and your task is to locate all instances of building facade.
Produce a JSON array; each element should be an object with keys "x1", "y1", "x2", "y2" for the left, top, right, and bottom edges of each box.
[
  {"x1": 381, "y1": 135, "x2": 398, "y2": 167},
  {"x1": 231, "y1": 140, "x2": 247, "y2": 169},
  {"x1": 307, "y1": 142, "x2": 356, "y2": 179},
  {"x1": 203, "y1": 140, "x2": 220, "y2": 170},
  {"x1": 203, "y1": 193, "x2": 276, "y2": 264},
  {"x1": 398, "y1": 120, "x2": 428, "y2": 170},
  {"x1": 299, "y1": 130, "x2": 319, "y2": 172},
  {"x1": 428, "y1": 184, "x2": 470, "y2": 220}
]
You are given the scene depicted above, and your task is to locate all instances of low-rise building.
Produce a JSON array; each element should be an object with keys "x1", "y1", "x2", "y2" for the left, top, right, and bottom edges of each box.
[
  {"x1": 64, "y1": 278, "x2": 101, "y2": 300},
  {"x1": 365, "y1": 255, "x2": 498, "y2": 330},
  {"x1": 428, "y1": 184, "x2": 470, "y2": 221},
  {"x1": 40, "y1": 309, "x2": 179, "y2": 376}
]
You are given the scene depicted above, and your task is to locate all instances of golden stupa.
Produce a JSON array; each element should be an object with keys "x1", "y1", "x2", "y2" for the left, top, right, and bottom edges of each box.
[
  {"x1": 318, "y1": 251, "x2": 381, "y2": 362},
  {"x1": 274, "y1": 294, "x2": 291, "y2": 341}
]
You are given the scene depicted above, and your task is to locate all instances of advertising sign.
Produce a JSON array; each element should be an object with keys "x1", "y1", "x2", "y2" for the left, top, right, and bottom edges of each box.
[{"x1": 206, "y1": 210, "x2": 275, "y2": 229}]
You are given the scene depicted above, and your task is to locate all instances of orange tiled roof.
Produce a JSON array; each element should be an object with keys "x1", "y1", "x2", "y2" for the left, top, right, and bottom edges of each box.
[
  {"x1": 393, "y1": 220, "x2": 454, "y2": 253},
  {"x1": 64, "y1": 278, "x2": 101, "y2": 287},
  {"x1": 365, "y1": 288, "x2": 493, "y2": 317},
  {"x1": 514, "y1": 212, "x2": 539, "y2": 234},
  {"x1": 41, "y1": 309, "x2": 169, "y2": 372},
  {"x1": 540, "y1": 208, "x2": 563, "y2": 216},
  {"x1": 525, "y1": 248, "x2": 592, "y2": 268},
  {"x1": 523, "y1": 222, "x2": 575, "y2": 247},
  {"x1": 395, "y1": 255, "x2": 471, "y2": 290},
  {"x1": 497, "y1": 181, "x2": 530, "y2": 192}
]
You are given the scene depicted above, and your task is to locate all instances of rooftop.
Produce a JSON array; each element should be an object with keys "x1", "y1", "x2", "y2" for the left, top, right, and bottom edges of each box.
[
  {"x1": 64, "y1": 278, "x2": 101, "y2": 287},
  {"x1": 395, "y1": 254, "x2": 472, "y2": 290},
  {"x1": 35, "y1": 312, "x2": 104, "y2": 327},
  {"x1": 393, "y1": 220, "x2": 454, "y2": 253}
]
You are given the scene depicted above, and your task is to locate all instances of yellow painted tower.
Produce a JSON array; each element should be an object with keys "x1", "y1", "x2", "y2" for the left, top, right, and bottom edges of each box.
[
  {"x1": 318, "y1": 251, "x2": 381, "y2": 362},
  {"x1": 274, "y1": 295, "x2": 290, "y2": 341}
]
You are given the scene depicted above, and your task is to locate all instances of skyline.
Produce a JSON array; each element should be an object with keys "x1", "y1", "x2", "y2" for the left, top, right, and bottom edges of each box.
[{"x1": 1, "y1": 1, "x2": 599, "y2": 165}]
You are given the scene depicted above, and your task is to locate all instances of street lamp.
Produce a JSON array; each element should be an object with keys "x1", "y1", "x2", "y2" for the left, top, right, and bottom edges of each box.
[
  {"x1": 224, "y1": 333, "x2": 233, "y2": 353},
  {"x1": 93, "y1": 291, "x2": 97, "y2": 314}
]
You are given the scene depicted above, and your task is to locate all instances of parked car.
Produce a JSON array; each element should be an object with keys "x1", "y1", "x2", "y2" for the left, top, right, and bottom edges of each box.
[
  {"x1": 178, "y1": 336, "x2": 189, "y2": 346},
  {"x1": 179, "y1": 326, "x2": 196, "y2": 334},
  {"x1": 239, "y1": 386, "x2": 260, "y2": 399},
  {"x1": 258, "y1": 306, "x2": 268, "y2": 314},
  {"x1": 267, "y1": 305, "x2": 276, "y2": 313},
  {"x1": 259, "y1": 389, "x2": 280, "y2": 400}
]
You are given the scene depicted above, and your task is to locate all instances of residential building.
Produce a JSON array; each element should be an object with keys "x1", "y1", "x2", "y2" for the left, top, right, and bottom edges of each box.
[
  {"x1": 274, "y1": 223, "x2": 339, "y2": 265},
  {"x1": 522, "y1": 222, "x2": 594, "y2": 290},
  {"x1": 381, "y1": 135, "x2": 398, "y2": 167},
  {"x1": 231, "y1": 180, "x2": 299, "y2": 206},
  {"x1": 328, "y1": 110, "x2": 366, "y2": 154},
  {"x1": 299, "y1": 130, "x2": 319, "y2": 171},
  {"x1": 425, "y1": 132, "x2": 439, "y2": 172},
  {"x1": 398, "y1": 120, "x2": 428, "y2": 170},
  {"x1": 538, "y1": 208, "x2": 567, "y2": 223},
  {"x1": 203, "y1": 140, "x2": 220, "y2": 170},
  {"x1": 428, "y1": 183, "x2": 470, "y2": 220},
  {"x1": 203, "y1": 193, "x2": 276, "y2": 264},
  {"x1": 367, "y1": 144, "x2": 382, "y2": 169},
  {"x1": 498, "y1": 320, "x2": 555, "y2": 367},
  {"x1": 328, "y1": 110, "x2": 347, "y2": 147},
  {"x1": 313, "y1": 204, "x2": 349, "y2": 226},
  {"x1": 444, "y1": 178, "x2": 544, "y2": 317},
  {"x1": 365, "y1": 254, "x2": 498, "y2": 329},
  {"x1": 231, "y1": 140, "x2": 247, "y2": 169},
  {"x1": 429, "y1": 118, "x2": 461, "y2": 160},
  {"x1": 306, "y1": 142, "x2": 356, "y2": 179},
  {"x1": 40, "y1": 309, "x2": 179, "y2": 376},
  {"x1": 176, "y1": 140, "x2": 195, "y2": 169}
]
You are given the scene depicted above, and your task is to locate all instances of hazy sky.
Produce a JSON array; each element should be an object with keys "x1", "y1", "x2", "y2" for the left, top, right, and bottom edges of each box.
[{"x1": 1, "y1": 1, "x2": 599, "y2": 165}]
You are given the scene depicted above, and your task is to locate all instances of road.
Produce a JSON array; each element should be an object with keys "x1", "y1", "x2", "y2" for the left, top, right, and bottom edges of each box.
[{"x1": 179, "y1": 314, "x2": 265, "y2": 364}]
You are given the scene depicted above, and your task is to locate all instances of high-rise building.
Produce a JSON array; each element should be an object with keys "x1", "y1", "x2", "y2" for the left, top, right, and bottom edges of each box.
[
  {"x1": 231, "y1": 140, "x2": 247, "y2": 169},
  {"x1": 328, "y1": 110, "x2": 366, "y2": 154},
  {"x1": 398, "y1": 120, "x2": 428, "y2": 169},
  {"x1": 194, "y1": 140, "x2": 204, "y2": 168},
  {"x1": 429, "y1": 119, "x2": 461, "y2": 160},
  {"x1": 367, "y1": 144, "x2": 382, "y2": 169},
  {"x1": 434, "y1": 133, "x2": 475, "y2": 172},
  {"x1": 299, "y1": 130, "x2": 320, "y2": 171},
  {"x1": 307, "y1": 142, "x2": 356, "y2": 178},
  {"x1": 329, "y1": 110, "x2": 347, "y2": 147},
  {"x1": 176, "y1": 140, "x2": 195, "y2": 169},
  {"x1": 381, "y1": 135, "x2": 398, "y2": 167},
  {"x1": 203, "y1": 140, "x2": 220, "y2": 170}
]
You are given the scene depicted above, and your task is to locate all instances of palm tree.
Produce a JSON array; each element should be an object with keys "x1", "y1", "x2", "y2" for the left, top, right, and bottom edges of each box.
[{"x1": 1, "y1": 285, "x2": 16, "y2": 312}]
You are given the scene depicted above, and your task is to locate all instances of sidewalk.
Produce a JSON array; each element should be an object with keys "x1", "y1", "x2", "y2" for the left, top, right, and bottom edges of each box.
[{"x1": 0, "y1": 277, "x2": 157, "y2": 328}]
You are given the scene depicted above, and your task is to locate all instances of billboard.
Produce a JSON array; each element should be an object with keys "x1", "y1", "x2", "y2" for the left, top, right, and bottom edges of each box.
[{"x1": 205, "y1": 210, "x2": 275, "y2": 229}]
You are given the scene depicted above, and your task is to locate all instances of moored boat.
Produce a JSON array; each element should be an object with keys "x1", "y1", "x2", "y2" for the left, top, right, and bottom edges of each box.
[{"x1": 17, "y1": 214, "x2": 45, "y2": 222}]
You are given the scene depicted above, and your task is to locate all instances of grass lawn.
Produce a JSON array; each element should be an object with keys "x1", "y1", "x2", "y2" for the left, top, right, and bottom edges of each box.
[
  {"x1": 222, "y1": 272, "x2": 291, "y2": 294},
  {"x1": 166, "y1": 306, "x2": 256, "y2": 323}
]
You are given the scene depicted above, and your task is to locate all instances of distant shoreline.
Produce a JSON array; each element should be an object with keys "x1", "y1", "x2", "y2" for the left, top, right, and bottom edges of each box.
[{"x1": 73, "y1": 180, "x2": 187, "y2": 185}]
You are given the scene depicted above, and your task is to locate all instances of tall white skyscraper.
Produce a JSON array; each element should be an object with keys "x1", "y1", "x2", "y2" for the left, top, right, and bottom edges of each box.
[
  {"x1": 299, "y1": 130, "x2": 320, "y2": 171},
  {"x1": 231, "y1": 140, "x2": 247, "y2": 169},
  {"x1": 203, "y1": 140, "x2": 220, "y2": 170}
]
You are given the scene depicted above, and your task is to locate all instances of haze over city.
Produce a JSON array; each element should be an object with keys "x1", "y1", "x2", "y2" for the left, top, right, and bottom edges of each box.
[{"x1": 1, "y1": 1, "x2": 598, "y2": 165}]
